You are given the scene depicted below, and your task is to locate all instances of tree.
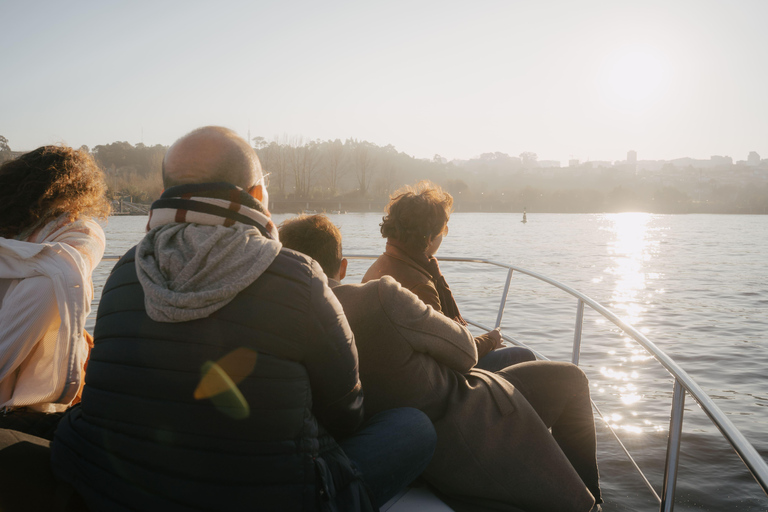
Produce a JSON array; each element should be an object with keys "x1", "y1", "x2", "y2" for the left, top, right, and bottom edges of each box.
[
  {"x1": 0, "y1": 135, "x2": 11, "y2": 163},
  {"x1": 433, "y1": 154, "x2": 447, "y2": 164},
  {"x1": 519, "y1": 152, "x2": 538, "y2": 168},
  {"x1": 259, "y1": 137, "x2": 290, "y2": 197},
  {"x1": 91, "y1": 141, "x2": 167, "y2": 202},
  {"x1": 323, "y1": 139, "x2": 346, "y2": 196},
  {"x1": 286, "y1": 136, "x2": 320, "y2": 199},
  {"x1": 252, "y1": 136, "x2": 268, "y2": 150},
  {"x1": 445, "y1": 179, "x2": 470, "y2": 197},
  {"x1": 373, "y1": 161, "x2": 398, "y2": 198},
  {"x1": 255, "y1": 136, "x2": 294, "y2": 197},
  {"x1": 93, "y1": 141, "x2": 135, "y2": 171},
  {"x1": 349, "y1": 139, "x2": 376, "y2": 196}
]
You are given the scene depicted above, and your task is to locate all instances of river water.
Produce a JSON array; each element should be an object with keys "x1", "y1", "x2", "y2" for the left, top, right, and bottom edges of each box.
[{"x1": 94, "y1": 212, "x2": 768, "y2": 511}]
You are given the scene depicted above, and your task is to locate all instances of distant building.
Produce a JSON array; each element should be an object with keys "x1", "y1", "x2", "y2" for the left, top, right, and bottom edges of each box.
[
  {"x1": 537, "y1": 160, "x2": 560, "y2": 168},
  {"x1": 748, "y1": 151, "x2": 760, "y2": 166},
  {"x1": 710, "y1": 155, "x2": 733, "y2": 166},
  {"x1": 569, "y1": 159, "x2": 579, "y2": 167},
  {"x1": 670, "y1": 157, "x2": 710, "y2": 168},
  {"x1": 636, "y1": 160, "x2": 665, "y2": 171}
]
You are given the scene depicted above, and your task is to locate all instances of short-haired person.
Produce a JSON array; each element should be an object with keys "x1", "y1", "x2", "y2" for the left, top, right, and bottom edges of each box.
[
  {"x1": 362, "y1": 180, "x2": 535, "y2": 372},
  {"x1": 0, "y1": 146, "x2": 109, "y2": 439},
  {"x1": 51, "y1": 127, "x2": 435, "y2": 511},
  {"x1": 280, "y1": 214, "x2": 603, "y2": 512}
]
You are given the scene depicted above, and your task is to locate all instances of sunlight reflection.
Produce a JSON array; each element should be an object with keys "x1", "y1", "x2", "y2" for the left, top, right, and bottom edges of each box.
[
  {"x1": 621, "y1": 393, "x2": 642, "y2": 405},
  {"x1": 596, "y1": 213, "x2": 657, "y2": 434},
  {"x1": 604, "y1": 212, "x2": 654, "y2": 326}
]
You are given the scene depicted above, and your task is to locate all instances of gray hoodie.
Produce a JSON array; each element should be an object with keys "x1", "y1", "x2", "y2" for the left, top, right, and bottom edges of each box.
[{"x1": 136, "y1": 223, "x2": 282, "y2": 323}]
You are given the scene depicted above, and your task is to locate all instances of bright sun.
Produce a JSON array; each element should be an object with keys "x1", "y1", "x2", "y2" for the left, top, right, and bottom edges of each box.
[{"x1": 599, "y1": 47, "x2": 667, "y2": 111}]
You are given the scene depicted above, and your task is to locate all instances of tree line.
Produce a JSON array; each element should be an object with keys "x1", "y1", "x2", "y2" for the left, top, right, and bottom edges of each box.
[{"x1": 1, "y1": 134, "x2": 766, "y2": 214}]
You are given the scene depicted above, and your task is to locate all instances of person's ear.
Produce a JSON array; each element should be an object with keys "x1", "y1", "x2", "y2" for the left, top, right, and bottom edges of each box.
[
  {"x1": 247, "y1": 184, "x2": 265, "y2": 201},
  {"x1": 338, "y1": 258, "x2": 348, "y2": 281}
]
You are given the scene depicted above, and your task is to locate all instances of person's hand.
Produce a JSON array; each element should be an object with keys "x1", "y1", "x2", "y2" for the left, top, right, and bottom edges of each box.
[{"x1": 487, "y1": 328, "x2": 503, "y2": 350}]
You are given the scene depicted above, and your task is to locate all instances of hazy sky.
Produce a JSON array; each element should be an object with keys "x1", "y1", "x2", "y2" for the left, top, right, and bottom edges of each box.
[{"x1": 2, "y1": 0, "x2": 766, "y2": 164}]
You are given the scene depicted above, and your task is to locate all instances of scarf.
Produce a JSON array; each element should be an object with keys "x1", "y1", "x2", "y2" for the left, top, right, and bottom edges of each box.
[
  {"x1": 146, "y1": 182, "x2": 279, "y2": 239},
  {"x1": 137, "y1": 183, "x2": 282, "y2": 323},
  {"x1": 387, "y1": 239, "x2": 467, "y2": 326}
]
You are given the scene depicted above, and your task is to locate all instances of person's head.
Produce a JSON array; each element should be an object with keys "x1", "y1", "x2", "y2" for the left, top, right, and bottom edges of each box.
[
  {"x1": 279, "y1": 214, "x2": 347, "y2": 281},
  {"x1": 0, "y1": 145, "x2": 111, "y2": 238},
  {"x1": 380, "y1": 180, "x2": 453, "y2": 256},
  {"x1": 163, "y1": 126, "x2": 268, "y2": 208}
]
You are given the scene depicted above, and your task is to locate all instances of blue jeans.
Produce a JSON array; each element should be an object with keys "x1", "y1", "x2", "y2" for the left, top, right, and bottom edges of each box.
[
  {"x1": 339, "y1": 407, "x2": 436, "y2": 507},
  {"x1": 476, "y1": 346, "x2": 536, "y2": 372}
]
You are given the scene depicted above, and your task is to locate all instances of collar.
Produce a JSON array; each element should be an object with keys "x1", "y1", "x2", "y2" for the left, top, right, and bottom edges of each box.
[
  {"x1": 147, "y1": 182, "x2": 279, "y2": 240},
  {"x1": 384, "y1": 241, "x2": 434, "y2": 280}
]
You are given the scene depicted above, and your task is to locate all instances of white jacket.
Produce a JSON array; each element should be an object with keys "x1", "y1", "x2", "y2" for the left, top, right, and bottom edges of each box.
[{"x1": 0, "y1": 218, "x2": 103, "y2": 412}]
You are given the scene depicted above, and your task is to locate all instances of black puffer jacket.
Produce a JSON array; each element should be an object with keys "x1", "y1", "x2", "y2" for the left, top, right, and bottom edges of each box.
[{"x1": 51, "y1": 247, "x2": 372, "y2": 512}]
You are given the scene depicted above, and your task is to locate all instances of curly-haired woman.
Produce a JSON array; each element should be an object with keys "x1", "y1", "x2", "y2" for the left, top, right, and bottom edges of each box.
[
  {"x1": 0, "y1": 145, "x2": 110, "y2": 439},
  {"x1": 362, "y1": 180, "x2": 535, "y2": 371}
]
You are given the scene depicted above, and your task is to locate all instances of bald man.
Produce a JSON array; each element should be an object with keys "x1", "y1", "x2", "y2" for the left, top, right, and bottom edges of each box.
[{"x1": 51, "y1": 127, "x2": 435, "y2": 512}]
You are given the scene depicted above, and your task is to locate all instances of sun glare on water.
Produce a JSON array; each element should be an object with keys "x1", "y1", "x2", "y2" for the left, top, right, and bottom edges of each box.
[
  {"x1": 605, "y1": 212, "x2": 655, "y2": 326},
  {"x1": 594, "y1": 213, "x2": 666, "y2": 434}
]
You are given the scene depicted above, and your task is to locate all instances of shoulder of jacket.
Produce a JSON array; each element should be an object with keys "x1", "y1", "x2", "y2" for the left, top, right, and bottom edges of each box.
[
  {"x1": 376, "y1": 276, "x2": 428, "y2": 312},
  {"x1": 377, "y1": 275, "x2": 403, "y2": 293},
  {"x1": 334, "y1": 279, "x2": 378, "y2": 300},
  {"x1": 276, "y1": 247, "x2": 313, "y2": 266},
  {"x1": 115, "y1": 246, "x2": 137, "y2": 268},
  {"x1": 265, "y1": 248, "x2": 326, "y2": 281}
]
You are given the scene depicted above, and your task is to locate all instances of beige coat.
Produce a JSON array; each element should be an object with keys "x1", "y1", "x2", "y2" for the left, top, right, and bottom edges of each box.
[
  {"x1": 361, "y1": 245, "x2": 498, "y2": 359},
  {"x1": 333, "y1": 277, "x2": 594, "y2": 512}
]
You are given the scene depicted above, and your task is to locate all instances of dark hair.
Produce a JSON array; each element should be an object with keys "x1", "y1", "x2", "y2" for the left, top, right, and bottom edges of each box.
[
  {"x1": 279, "y1": 214, "x2": 343, "y2": 278},
  {"x1": 0, "y1": 145, "x2": 111, "y2": 238},
  {"x1": 379, "y1": 180, "x2": 453, "y2": 253}
]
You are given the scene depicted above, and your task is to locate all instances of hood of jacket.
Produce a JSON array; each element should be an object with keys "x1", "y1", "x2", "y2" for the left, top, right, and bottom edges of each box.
[{"x1": 136, "y1": 222, "x2": 281, "y2": 323}]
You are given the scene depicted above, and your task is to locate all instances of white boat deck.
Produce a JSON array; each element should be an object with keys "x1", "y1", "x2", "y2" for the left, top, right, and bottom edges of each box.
[{"x1": 381, "y1": 487, "x2": 454, "y2": 512}]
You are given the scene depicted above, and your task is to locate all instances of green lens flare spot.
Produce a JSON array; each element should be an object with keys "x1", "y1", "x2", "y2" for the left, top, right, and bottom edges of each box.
[
  {"x1": 196, "y1": 361, "x2": 250, "y2": 419},
  {"x1": 194, "y1": 348, "x2": 258, "y2": 420}
]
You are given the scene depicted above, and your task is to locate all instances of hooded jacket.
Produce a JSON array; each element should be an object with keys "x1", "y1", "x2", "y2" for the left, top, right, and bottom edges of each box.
[{"x1": 51, "y1": 184, "x2": 371, "y2": 511}]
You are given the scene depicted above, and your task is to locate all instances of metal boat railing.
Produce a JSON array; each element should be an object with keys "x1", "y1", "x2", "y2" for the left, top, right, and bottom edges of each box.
[
  {"x1": 101, "y1": 253, "x2": 768, "y2": 510},
  {"x1": 345, "y1": 254, "x2": 768, "y2": 512}
]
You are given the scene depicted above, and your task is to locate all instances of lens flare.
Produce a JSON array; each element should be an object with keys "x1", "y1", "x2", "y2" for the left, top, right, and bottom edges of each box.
[{"x1": 194, "y1": 347, "x2": 259, "y2": 420}]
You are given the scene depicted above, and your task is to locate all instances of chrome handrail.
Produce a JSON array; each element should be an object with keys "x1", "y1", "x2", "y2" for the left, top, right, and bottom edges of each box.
[{"x1": 344, "y1": 254, "x2": 768, "y2": 510}]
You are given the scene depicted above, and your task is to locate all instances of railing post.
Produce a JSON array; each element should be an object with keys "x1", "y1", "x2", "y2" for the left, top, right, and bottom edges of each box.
[
  {"x1": 661, "y1": 379, "x2": 686, "y2": 512},
  {"x1": 495, "y1": 268, "x2": 514, "y2": 329},
  {"x1": 571, "y1": 299, "x2": 585, "y2": 365}
]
